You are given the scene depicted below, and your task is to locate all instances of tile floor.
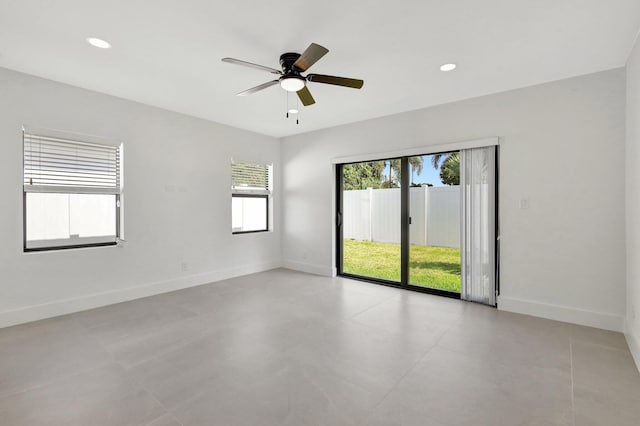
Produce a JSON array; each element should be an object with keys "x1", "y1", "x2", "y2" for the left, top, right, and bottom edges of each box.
[{"x1": 0, "y1": 268, "x2": 639, "y2": 425}]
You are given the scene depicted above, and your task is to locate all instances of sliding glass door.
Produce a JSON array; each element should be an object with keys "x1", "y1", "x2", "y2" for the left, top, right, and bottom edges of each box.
[
  {"x1": 339, "y1": 158, "x2": 402, "y2": 283},
  {"x1": 408, "y1": 154, "x2": 462, "y2": 294},
  {"x1": 337, "y1": 147, "x2": 497, "y2": 303}
]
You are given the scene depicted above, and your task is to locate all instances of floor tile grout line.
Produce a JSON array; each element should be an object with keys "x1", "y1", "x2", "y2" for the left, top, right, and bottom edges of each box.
[
  {"x1": 0, "y1": 319, "x2": 117, "y2": 400},
  {"x1": 365, "y1": 326, "x2": 450, "y2": 423},
  {"x1": 337, "y1": 282, "x2": 403, "y2": 300},
  {"x1": 344, "y1": 280, "x2": 466, "y2": 326},
  {"x1": 344, "y1": 294, "x2": 398, "y2": 320},
  {"x1": 68, "y1": 299, "x2": 202, "y2": 333},
  {"x1": 0, "y1": 359, "x2": 114, "y2": 401},
  {"x1": 111, "y1": 302, "x2": 289, "y2": 371},
  {"x1": 345, "y1": 310, "x2": 453, "y2": 342},
  {"x1": 110, "y1": 317, "x2": 223, "y2": 370},
  {"x1": 108, "y1": 321, "x2": 228, "y2": 419},
  {"x1": 133, "y1": 378, "x2": 185, "y2": 426},
  {"x1": 432, "y1": 333, "x2": 573, "y2": 377},
  {"x1": 570, "y1": 337, "x2": 633, "y2": 353}
]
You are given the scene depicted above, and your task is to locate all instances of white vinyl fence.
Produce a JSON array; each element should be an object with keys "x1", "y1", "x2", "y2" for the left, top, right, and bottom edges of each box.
[{"x1": 343, "y1": 186, "x2": 460, "y2": 248}]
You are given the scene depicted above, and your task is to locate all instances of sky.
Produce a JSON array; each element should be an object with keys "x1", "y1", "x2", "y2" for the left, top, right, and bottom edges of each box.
[
  {"x1": 412, "y1": 156, "x2": 444, "y2": 186},
  {"x1": 382, "y1": 154, "x2": 448, "y2": 187}
]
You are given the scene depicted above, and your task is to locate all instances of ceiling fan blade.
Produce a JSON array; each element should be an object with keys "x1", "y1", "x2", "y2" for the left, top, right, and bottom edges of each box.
[
  {"x1": 293, "y1": 43, "x2": 329, "y2": 72},
  {"x1": 296, "y1": 85, "x2": 316, "y2": 106},
  {"x1": 236, "y1": 80, "x2": 280, "y2": 96},
  {"x1": 307, "y1": 74, "x2": 364, "y2": 89},
  {"x1": 222, "y1": 58, "x2": 282, "y2": 74}
]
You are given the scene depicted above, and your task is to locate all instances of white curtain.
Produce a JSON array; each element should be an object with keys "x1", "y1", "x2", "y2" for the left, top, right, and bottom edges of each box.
[{"x1": 460, "y1": 146, "x2": 496, "y2": 305}]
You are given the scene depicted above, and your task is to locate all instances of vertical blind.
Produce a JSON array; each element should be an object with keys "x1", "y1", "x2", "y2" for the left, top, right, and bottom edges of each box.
[
  {"x1": 231, "y1": 161, "x2": 271, "y2": 194},
  {"x1": 24, "y1": 133, "x2": 122, "y2": 194},
  {"x1": 460, "y1": 146, "x2": 496, "y2": 306}
]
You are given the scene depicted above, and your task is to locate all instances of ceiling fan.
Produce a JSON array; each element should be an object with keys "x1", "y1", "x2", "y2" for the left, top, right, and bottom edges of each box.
[{"x1": 221, "y1": 43, "x2": 364, "y2": 106}]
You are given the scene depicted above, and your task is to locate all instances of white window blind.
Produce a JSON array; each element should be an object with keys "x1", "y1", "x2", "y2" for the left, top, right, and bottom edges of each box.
[
  {"x1": 231, "y1": 161, "x2": 272, "y2": 195},
  {"x1": 460, "y1": 146, "x2": 496, "y2": 306},
  {"x1": 24, "y1": 133, "x2": 122, "y2": 194}
]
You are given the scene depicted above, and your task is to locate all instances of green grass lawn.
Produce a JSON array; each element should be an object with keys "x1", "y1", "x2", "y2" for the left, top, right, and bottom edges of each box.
[{"x1": 343, "y1": 240, "x2": 461, "y2": 293}]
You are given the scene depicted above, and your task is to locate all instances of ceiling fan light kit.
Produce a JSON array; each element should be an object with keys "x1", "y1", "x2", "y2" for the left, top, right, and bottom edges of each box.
[
  {"x1": 280, "y1": 75, "x2": 305, "y2": 92},
  {"x1": 222, "y1": 43, "x2": 364, "y2": 116}
]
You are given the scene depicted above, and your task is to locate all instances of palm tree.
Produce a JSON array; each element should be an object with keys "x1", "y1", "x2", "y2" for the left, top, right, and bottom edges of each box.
[
  {"x1": 385, "y1": 159, "x2": 400, "y2": 187},
  {"x1": 431, "y1": 152, "x2": 460, "y2": 185},
  {"x1": 409, "y1": 156, "x2": 423, "y2": 184},
  {"x1": 384, "y1": 157, "x2": 424, "y2": 187},
  {"x1": 430, "y1": 153, "x2": 449, "y2": 169},
  {"x1": 439, "y1": 153, "x2": 460, "y2": 185}
]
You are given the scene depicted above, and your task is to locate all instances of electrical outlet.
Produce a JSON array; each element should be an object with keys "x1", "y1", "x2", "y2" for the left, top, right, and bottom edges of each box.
[
  {"x1": 181, "y1": 262, "x2": 188, "y2": 272},
  {"x1": 519, "y1": 198, "x2": 529, "y2": 209}
]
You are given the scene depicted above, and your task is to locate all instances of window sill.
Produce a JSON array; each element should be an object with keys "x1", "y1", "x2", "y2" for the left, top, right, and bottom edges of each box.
[
  {"x1": 232, "y1": 229, "x2": 270, "y2": 235},
  {"x1": 23, "y1": 241, "x2": 118, "y2": 253}
]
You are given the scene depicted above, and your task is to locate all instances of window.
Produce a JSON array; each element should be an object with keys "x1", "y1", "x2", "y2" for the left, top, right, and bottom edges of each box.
[
  {"x1": 23, "y1": 131, "x2": 123, "y2": 251},
  {"x1": 231, "y1": 161, "x2": 272, "y2": 234}
]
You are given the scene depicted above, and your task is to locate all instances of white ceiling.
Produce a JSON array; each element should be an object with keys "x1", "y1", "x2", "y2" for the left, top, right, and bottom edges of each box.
[{"x1": 1, "y1": 0, "x2": 639, "y2": 138}]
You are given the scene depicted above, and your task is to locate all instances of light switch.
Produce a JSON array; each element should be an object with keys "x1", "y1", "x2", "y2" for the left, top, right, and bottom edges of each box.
[{"x1": 519, "y1": 198, "x2": 529, "y2": 209}]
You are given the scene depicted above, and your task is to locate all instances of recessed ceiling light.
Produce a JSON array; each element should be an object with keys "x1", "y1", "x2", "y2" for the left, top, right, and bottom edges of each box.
[
  {"x1": 440, "y1": 63, "x2": 457, "y2": 72},
  {"x1": 86, "y1": 37, "x2": 111, "y2": 49},
  {"x1": 288, "y1": 108, "x2": 299, "y2": 115}
]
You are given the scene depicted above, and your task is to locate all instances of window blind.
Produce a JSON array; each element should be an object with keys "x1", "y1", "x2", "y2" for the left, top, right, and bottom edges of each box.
[
  {"x1": 24, "y1": 133, "x2": 122, "y2": 194},
  {"x1": 231, "y1": 161, "x2": 271, "y2": 194}
]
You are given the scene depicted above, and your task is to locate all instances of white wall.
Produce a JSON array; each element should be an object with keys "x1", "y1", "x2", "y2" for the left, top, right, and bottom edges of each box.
[
  {"x1": 0, "y1": 67, "x2": 281, "y2": 327},
  {"x1": 282, "y1": 69, "x2": 627, "y2": 331},
  {"x1": 626, "y1": 35, "x2": 640, "y2": 367}
]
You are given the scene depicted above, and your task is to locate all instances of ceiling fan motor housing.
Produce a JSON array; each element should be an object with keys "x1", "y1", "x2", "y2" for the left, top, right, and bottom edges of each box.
[{"x1": 280, "y1": 52, "x2": 303, "y2": 74}]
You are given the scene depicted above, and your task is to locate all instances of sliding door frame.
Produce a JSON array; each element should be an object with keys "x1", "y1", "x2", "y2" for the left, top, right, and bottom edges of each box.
[
  {"x1": 336, "y1": 150, "x2": 488, "y2": 300},
  {"x1": 494, "y1": 146, "x2": 500, "y2": 300},
  {"x1": 335, "y1": 155, "x2": 407, "y2": 290}
]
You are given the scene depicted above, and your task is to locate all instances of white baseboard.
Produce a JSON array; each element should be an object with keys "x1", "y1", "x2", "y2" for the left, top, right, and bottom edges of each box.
[
  {"x1": 625, "y1": 325, "x2": 640, "y2": 372},
  {"x1": 282, "y1": 259, "x2": 333, "y2": 277},
  {"x1": 498, "y1": 296, "x2": 624, "y2": 332},
  {"x1": 0, "y1": 260, "x2": 282, "y2": 329}
]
